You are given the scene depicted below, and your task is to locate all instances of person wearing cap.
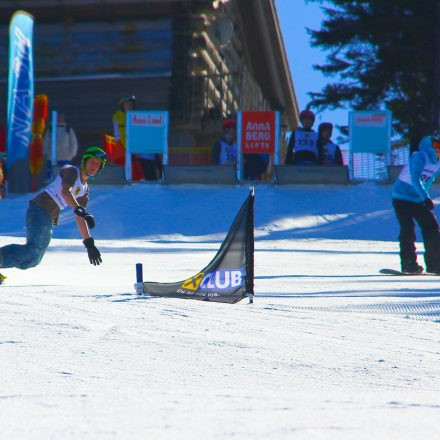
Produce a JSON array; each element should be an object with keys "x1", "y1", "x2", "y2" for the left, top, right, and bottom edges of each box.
[
  {"x1": 112, "y1": 95, "x2": 161, "y2": 180},
  {"x1": 317, "y1": 122, "x2": 343, "y2": 165},
  {"x1": 285, "y1": 108, "x2": 319, "y2": 165},
  {"x1": 391, "y1": 131, "x2": 440, "y2": 274},
  {"x1": 113, "y1": 95, "x2": 136, "y2": 147},
  {"x1": 212, "y1": 119, "x2": 238, "y2": 165},
  {"x1": 0, "y1": 147, "x2": 106, "y2": 279}
]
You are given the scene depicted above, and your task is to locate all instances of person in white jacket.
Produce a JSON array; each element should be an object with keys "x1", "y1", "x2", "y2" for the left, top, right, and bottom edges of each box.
[{"x1": 43, "y1": 111, "x2": 78, "y2": 179}]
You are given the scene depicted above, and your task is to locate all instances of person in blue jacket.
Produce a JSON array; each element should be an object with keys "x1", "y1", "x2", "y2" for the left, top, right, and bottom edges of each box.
[{"x1": 391, "y1": 131, "x2": 440, "y2": 274}]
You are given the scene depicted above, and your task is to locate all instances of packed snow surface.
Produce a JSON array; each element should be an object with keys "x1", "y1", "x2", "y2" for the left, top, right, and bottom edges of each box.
[{"x1": 1, "y1": 182, "x2": 440, "y2": 439}]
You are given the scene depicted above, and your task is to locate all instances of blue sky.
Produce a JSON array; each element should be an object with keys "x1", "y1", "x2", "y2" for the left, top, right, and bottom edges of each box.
[{"x1": 275, "y1": 0, "x2": 347, "y2": 131}]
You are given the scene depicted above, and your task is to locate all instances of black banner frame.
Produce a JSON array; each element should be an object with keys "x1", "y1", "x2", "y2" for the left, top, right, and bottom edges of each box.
[{"x1": 142, "y1": 188, "x2": 255, "y2": 304}]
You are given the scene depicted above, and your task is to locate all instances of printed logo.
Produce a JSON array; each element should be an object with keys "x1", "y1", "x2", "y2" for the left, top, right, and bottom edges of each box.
[
  {"x1": 181, "y1": 272, "x2": 204, "y2": 291},
  {"x1": 131, "y1": 113, "x2": 164, "y2": 127},
  {"x1": 354, "y1": 113, "x2": 386, "y2": 127},
  {"x1": 199, "y1": 269, "x2": 244, "y2": 290}
]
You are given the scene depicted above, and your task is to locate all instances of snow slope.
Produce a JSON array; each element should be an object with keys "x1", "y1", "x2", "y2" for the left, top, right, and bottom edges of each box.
[{"x1": 1, "y1": 182, "x2": 440, "y2": 439}]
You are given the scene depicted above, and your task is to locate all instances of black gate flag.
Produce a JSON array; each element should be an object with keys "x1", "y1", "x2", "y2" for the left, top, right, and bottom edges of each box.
[{"x1": 142, "y1": 189, "x2": 254, "y2": 303}]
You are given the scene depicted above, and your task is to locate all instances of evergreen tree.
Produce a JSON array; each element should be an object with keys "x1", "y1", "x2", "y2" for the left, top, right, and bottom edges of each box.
[{"x1": 308, "y1": 0, "x2": 438, "y2": 145}]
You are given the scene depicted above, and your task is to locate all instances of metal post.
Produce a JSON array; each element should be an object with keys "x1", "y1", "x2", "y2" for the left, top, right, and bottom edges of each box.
[
  {"x1": 135, "y1": 263, "x2": 144, "y2": 295},
  {"x1": 274, "y1": 111, "x2": 280, "y2": 166},
  {"x1": 348, "y1": 111, "x2": 354, "y2": 181},
  {"x1": 237, "y1": 111, "x2": 242, "y2": 181},
  {"x1": 163, "y1": 112, "x2": 169, "y2": 166},
  {"x1": 247, "y1": 185, "x2": 254, "y2": 304},
  {"x1": 125, "y1": 111, "x2": 132, "y2": 183},
  {"x1": 386, "y1": 110, "x2": 392, "y2": 170},
  {"x1": 51, "y1": 110, "x2": 57, "y2": 166},
  {"x1": 162, "y1": 112, "x2": 169, "y2": 182}
]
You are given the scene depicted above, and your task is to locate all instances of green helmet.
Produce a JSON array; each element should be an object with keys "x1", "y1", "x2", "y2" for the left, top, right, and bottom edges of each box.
[{"x1": 81, "y1": 147, "x2": 107, "y2": 175}]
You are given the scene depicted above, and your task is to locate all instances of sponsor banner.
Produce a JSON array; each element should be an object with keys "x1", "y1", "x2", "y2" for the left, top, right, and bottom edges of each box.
[
  {"x1": 349, "y1": 110, "x2": 392, "y2": 153},
  {"x1": 125, "y1": 110, "x2": 168, "y2": 181},
  {"x1": 143, "y1": 190, "x2": 254, "y2": 304},
  {"x1": 7, "y1": 11, "x2": 34, "y2": 193},
  {"x1": 353, "y1": 113, "x2": 387, "y2": 127},
  {"x1": 126, "y1": 110, "x2": 168, "y2": 154},
  {"x1": 240, "y1": 111, "x2": 276, "y2": 154},
  {"x1": 198, "y1": 269, "x2": 244, "y2": 290}
]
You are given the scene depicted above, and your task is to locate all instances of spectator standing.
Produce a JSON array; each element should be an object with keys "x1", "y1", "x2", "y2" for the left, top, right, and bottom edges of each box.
[
  {"x1": 212, "y1": 119, "x2": 237, "y2": 165},
  {"x1": 285, "y1": 109, "x2": 319, "y2": 165},
  {"x1": 113, "y1": 95, "x2": 161, "y2": 180},
  {"x1": 43, "y1": 111, "x2": 78, "y2": 179},
  {"x1": 211, "y1": 119, "x2": 268, "y2": 180},
  {"x1": 317, "y1": 122, "x2": 343, "y2": 165}
]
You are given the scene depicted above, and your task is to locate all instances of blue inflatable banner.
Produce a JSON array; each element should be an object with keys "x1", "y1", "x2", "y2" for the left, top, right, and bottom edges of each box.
[{"x1": 7, "y1": 11, "x2": 34, "y2": 193}]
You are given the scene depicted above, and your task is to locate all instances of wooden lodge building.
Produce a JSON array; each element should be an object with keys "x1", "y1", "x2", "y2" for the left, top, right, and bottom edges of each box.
[{"x1": 0, "y1": 0, "x2": 299, "y2": 165}]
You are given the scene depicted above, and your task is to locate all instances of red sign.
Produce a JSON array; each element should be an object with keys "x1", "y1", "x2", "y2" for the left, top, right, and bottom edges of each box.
[{"x1": 241, "y1": 111, "x2": 276, "y2": 154}]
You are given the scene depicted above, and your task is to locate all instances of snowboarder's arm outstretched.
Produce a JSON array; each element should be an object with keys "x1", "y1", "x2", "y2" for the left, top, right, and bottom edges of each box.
[
  {"x1": 59, "y1": 167, "x2": 102, "y2": 265},
  {"x1": 61, "y1": 181, "x2": 91, "y2": 240},
  {"x1": 62, "y1": 182, "x2": 101, "y2": 265},
  {"x1": 73, "y1": 208, "x2": 92, "y2": 240}
]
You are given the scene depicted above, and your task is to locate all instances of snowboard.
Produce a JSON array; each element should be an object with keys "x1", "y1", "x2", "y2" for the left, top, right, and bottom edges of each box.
[
  {"x1": 0, "y1": 273, "x2": 6, "y2": 284},
  {"x1": 379, "y1": 268, "x2": 436, "y2": 276}
]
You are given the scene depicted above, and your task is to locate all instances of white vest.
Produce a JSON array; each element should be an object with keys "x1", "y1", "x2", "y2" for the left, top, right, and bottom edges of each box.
[
  {"x1": 321, "y1": 140, "x2": 339, "y2": 163},
  {"x1": 294, "y1": 129, "x2": 318, "y2": 155},
  {"x1": 219, "y1": 140, "x2": 237, "y2": 165},
  {"x1": 43, "y1": 165, "x2": 88, "y2": 210},
  {"x1": 398, "y1": 151, "x2": 440, "y2": 185}
]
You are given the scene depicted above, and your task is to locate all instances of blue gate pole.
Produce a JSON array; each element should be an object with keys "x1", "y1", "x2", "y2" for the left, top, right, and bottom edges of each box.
[{"x1": 135, "y1": 263, "x2": 143, "y2": 295}]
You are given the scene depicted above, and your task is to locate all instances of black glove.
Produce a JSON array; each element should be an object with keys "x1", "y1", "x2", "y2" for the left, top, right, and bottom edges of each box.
[
  {"x1": 423, "y1": 198, "x2": 434, "y2": 210},
  {"x1": 83, "y1": 237, "x2": 102, "y2": 266},
  {"x1": 74, "y1": 205, "x2": 95, "y2": 229}
]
